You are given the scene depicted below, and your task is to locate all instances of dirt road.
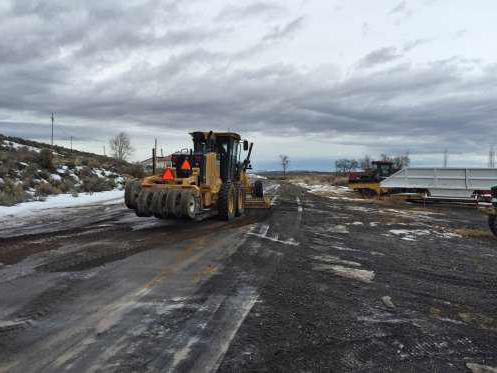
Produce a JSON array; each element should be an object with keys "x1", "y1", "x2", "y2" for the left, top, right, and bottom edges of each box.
[{"x1": 1, "y1": 181, "x2": 496, "y2": 372}]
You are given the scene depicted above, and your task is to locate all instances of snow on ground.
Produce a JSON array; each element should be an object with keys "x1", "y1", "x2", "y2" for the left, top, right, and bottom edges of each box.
[
  {"x1": 248, "y1": 173, "x2": 268, "y2": 180},
  {"x1": 291, "y1": 180, "x2": 365, "y2": 201},
  {"x1": 2, "y1": 140, "x2": 40, "y2": 153},
  {"x1": 388, "y1": 229, "x2": 461, "y2": 241},
  {"x1": 0, "y1": 189, "x2": 124, "y2": 219}
]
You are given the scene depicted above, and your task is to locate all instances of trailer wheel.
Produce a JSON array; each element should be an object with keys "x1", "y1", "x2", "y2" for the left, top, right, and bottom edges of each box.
[
  {"x1": 219, "y1": 183, "x2": 236, "y2": 221},
  {"x1": 253, "y1": 180, "x2": 263, "y2": 198},
  {"x1": 489, "y1": 215, "x2": 497, "y2": 237},
  {"x1": 235, "y1": 183, "x2": 245, "y2": 217},
  {"x1": 136, "y1": 190, "x2": 153, "y2": 217},
  {"x1": 125, "y1": 179, "x2": 141, "y2": 209},
  {"x1": 180, "y1": 190, "x2": 199, "y2": 219}
]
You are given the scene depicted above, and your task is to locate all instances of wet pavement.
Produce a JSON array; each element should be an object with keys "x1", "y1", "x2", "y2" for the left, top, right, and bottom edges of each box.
[{"x1": 0, "y1": 180, "x2": 496, "y2": 372}]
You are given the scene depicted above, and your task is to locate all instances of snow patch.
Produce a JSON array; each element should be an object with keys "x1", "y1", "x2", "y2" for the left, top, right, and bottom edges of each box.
[
  {"x1": 0, "y1": 189, "x2": 124, "y2": 219},
  {"x1": 49, "y1": 174, "x2": 62, "y2": 183},
  {"x1": 389, "y1": 229, "x2": 461, "y2": 241},
  {"x1": 312, "y1": 255, "x2": 361, "y2": 267},
  {"x1": 315, "y1": 265, "x2": 375, "y2": 283}
]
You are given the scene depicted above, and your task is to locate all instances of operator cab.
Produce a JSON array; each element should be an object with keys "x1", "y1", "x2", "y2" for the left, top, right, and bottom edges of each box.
[
  {"x1": 372, "y1": 161, "x2": 395, "y2": 180},
  {"x1": 189, "y1": 131, "x2": 245, "y2": 182}
]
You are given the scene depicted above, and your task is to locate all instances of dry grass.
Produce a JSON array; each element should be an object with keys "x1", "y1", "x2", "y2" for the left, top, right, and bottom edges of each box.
[{"x1": 453, "y1": 228, "x2": 495, "y2": 239}]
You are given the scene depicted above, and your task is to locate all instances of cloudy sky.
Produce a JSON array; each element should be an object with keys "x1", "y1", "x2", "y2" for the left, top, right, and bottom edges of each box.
[{"x1": 1, "y1": 0, "x2": 496, "y2": 170}]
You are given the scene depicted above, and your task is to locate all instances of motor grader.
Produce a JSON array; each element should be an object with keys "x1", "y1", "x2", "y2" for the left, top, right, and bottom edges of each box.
[{"x1": 124, "y1": 131, "x2": 270, "y2": 221}]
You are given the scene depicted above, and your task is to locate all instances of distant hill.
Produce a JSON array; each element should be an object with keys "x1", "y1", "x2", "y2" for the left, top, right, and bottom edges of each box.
[{"x1": 0, "y1": 134, "x2": 142, "y2": 206}]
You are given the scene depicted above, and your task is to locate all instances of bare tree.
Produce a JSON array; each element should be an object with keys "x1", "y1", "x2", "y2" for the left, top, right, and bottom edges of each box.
[
  {"x1": 359, "y1": 155, "x2": 372, "y2": 170},
  {"x1": 109, "y1": 132, "x2": 134, "y2": 161},
  {"x1": 380, "y1": 152, "x2": 410, "y2": 170},
  {"x1": 335, "y1": 159, "x2": 359, "y2": 175},
  {"x1": 279, "y1": 155, "x2": 290, "y2": 178}
]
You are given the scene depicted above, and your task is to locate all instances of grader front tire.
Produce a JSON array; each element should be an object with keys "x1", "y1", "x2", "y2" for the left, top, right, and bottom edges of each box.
[
  {"x1": 235, "y1": 183, "x2": 245, "y2": 217},
  {"x1": 219, "y1": 183, "x2": 236, "y2": 221}
]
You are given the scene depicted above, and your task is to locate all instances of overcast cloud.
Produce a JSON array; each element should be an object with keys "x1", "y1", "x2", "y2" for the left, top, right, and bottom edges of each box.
[{"x1": 1, "y1": 0, "x2": 496, "y2": 169}]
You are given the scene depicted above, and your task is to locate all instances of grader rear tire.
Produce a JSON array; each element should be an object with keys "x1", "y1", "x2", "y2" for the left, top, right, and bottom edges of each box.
[
  {"x1": 151, "y1": 191, "x2": 167, "y2": 219},
  {"x1": 166, "y1": 190, "x2": 181, "y2": 218},
  {"x1": 219, "y1": 183, "x2": 236, "y2": 221},
  {"x1": 136, "y1": 190, "x2": 154, "y2": 217},
  {"x1": 489, "y1": 215, "x2": 497, "y2": 237},
  {"x1": 125, "y1": 179, "x2": 141, "y2": 209},
  {"x1": 180, "y1": 190, "x2": 199, "y2": 219}
]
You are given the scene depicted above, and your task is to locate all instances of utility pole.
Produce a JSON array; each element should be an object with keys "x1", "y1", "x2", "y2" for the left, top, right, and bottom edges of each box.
[
  {"x1": 70, "y1": 136, "x2": 73, "y2": 153},
  {"x1": 103, "y1": 145, "x2": 106, "y2": 156},
  {"x1": 489, "y1": 145, "x2": 495, "y2": 168},
  {"x1": 443, "y1": 149, "x2": 448, "y2": 168},
  {"x1": 51, "y1": 112, "x2": 55, "y2": 150}
]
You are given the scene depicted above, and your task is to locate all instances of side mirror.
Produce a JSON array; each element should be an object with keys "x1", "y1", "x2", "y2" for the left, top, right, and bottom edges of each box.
[{"x1": 243, "y1": 140, "x2": 249, "y2": 151}]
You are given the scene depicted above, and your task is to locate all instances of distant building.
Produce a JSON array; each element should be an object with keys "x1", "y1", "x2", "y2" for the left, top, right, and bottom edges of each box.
[{"x1": 140, "y1": 156, "x2": 172, "y2": 172}]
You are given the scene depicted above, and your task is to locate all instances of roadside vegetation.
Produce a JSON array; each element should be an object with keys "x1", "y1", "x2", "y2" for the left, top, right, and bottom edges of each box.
[{"x1": 0, "y1": 134, "x2": 144, "y2": 206}]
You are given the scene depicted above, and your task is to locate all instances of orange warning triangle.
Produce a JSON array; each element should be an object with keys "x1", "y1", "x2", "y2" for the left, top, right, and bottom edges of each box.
[
  {"x1": 162, "y1": 168, "x2": 174, "y2": 180},
  {"x1": 181, "y1": 159, "x2": 191, "y2": 170}
]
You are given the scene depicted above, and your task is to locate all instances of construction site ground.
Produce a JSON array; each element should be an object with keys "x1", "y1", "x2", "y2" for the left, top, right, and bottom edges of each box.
[{"x1": 1, "y1": 178, "x2": 496, "y2": 372}]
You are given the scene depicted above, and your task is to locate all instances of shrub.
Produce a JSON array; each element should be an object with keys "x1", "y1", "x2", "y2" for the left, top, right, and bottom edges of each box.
[
  {"x1": 38, "y1": 148, "x2": 54, "y2": 170},
  {"x1": 123, "y1": 164, "x2": 145, "y2": 179},
  {"x1": 35, "y1": 181, "x2": 61, "y2": 197},
  {"x1": 59, "y1": 178, "x2": 76, "y2": 193},
  {"x1": 0, "y1": 178, "x2": 28, "y2": 206},
  {"x1": 78, "y1": 166, "x2": 94, "y2": 178},
  {"x1": 81, "y1": 176, "x2": 113, "y2": 193},
  {"x1": 88, "y1": 158, "x2": 102, "y2": 169}
]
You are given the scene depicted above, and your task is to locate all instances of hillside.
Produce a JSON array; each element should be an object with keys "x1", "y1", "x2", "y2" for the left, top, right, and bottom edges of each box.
[{"x1": 0, "y1": 134, "x2": 142, "y2": 206}]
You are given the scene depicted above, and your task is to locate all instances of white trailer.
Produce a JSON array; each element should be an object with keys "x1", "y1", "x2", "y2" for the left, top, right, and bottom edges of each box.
[{"x1": 380, "y1": 168, "x2": 497, "y2": 200}]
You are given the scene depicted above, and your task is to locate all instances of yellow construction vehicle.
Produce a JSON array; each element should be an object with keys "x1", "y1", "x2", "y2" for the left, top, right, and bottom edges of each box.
[
  {"x1": 348, "y1": 160, "x2": 397, "y2": 197},
  {"x1": 124, "y1": 131, "x2": 270, "y2": 221}
]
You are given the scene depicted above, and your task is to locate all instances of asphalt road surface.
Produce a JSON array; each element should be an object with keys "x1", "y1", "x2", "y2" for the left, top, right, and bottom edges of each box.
[{"x1": 1, "y1": 181, "x2": 496, "y2": 372}]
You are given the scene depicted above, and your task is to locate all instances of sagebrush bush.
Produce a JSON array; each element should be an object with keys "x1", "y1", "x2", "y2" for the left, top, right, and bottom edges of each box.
[
  {"x1": 0, "y1": 178, "x2": 27, "y2": 205},
  {"x1": 35, "y1": 181, "x2": 61, "y2": 197},
  {"x1": 87, "y1": 159, "x2": 102, "y2": 169},
  {"x1": 81, "y1": 176, "x2": 113, "y2": 193},
  {"x1": 38, "y1": 148, "x2": 54, "y2": 170},
  {"x1": 59, "y1": 178, "x2": 76, "y2": 193},
  {"x1": 123, "y1": 164, "x2": 145, "y2": 178},
  {"x1": 78, "y1": 166, "x2": 94, "y2": 178}
]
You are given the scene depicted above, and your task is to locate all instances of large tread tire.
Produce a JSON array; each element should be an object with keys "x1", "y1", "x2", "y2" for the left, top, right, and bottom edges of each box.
[
  {"x1": 151, "y1": 191, "x2": 165, "y2": 219},
  {"x1": 157, "y1": 190, "x2": 169, "y2": 219},
  {"x1": 180, "y1": 190, "x2": 199, "y2": 219},
  {"x1": 253, "y1": 180, "x2": 263, "y2": 198},
  {"x1": 166, "y1": 190, "x2": 181, "y2": 218},
  {"x1": 235, "y1": 183, "x2": 245, "y2": 217},
  {"x1": 125, "y1": 179, "x2": 141, "y2": 209},
  {"x1": 218, "y1": 182, "x2": 236, "y2": 221},
  {"x1": 489, "y1": 215, "x2": 497, "y2": 238},
  {"x1": 136, "y1": 189, "x2": 154, "y2": 217}
]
